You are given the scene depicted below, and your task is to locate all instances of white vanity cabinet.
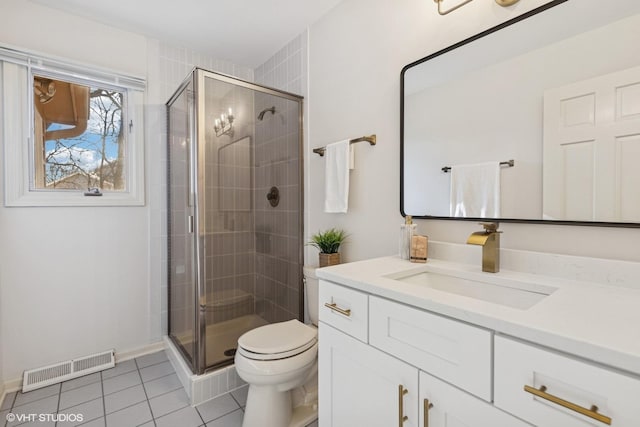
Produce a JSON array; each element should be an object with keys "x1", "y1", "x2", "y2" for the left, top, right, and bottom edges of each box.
[
  {"x1": 317, "y1": 256, "x2": 640, "y2": 427},
  {"x1": 318, "y1": 280, "x2": 526, "y2": 427}
]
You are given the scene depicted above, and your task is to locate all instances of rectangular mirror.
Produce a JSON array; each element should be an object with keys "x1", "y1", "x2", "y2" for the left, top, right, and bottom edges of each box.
[{"x1": 401, "y1": 0, "x2": 640, "y2": 226}]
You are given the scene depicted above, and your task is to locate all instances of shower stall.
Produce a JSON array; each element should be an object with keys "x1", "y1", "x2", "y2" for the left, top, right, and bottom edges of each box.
[{"x1": 167, "y1": 68, "x2": 303, "y2": 375}]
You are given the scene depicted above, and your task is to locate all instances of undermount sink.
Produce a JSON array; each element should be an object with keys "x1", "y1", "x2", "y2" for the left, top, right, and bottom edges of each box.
[{"x1": 388, "y1": 267, "x2": 557, "y2": 310}]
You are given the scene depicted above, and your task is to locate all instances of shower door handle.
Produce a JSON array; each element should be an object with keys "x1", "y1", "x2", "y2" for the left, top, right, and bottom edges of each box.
[{"x1": 188, "y1": 215, "x2": 194, "y2": 233}]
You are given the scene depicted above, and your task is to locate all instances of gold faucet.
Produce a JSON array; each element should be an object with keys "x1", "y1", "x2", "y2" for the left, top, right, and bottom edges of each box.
[{"x1": 467, "y1": 222, "x2": 501, "y2": 273}]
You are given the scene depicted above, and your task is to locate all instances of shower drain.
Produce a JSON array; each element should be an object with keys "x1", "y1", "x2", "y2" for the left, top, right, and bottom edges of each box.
[{"x1": 224, "y1": 348, "x2": 237, "y2": 357}]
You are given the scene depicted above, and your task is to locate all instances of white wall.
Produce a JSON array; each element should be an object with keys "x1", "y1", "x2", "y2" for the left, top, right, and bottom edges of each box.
[
  {"x1": 307, "y1": 0, "x2": 640, "y2": 264},
  {"x1": 0, "y1": 0, "x2": 149, "y2": 382},
  {"x1": 0, "y1": 0, "x2": 254, "y2": 384}
]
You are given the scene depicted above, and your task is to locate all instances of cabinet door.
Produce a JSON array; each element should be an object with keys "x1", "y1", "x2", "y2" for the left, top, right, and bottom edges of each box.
[
  {"x1": 419, "y1": 371, "x2": 531, "y2": 427},
  {"x1": 319, "y1": 322, "x2": 419, "y2": 427}
]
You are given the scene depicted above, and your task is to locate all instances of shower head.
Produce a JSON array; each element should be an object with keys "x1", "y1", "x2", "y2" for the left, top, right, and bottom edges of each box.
[{"x1": 257, "y1": 106, "x2": 276, "y2": 121}]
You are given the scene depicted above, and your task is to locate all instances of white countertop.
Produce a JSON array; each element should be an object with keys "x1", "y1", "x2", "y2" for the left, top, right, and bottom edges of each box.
[{"x1": 316, "y1": 256, "x2": 640, "y2": 376}]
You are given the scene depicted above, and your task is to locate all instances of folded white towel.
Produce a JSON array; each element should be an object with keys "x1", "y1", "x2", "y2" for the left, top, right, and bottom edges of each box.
[
  {"x1": 324, "y1": 140, "x2": 350, "y2": 213},
  {"x1": 450, "y1": 161, "x2": 501, "y2": 218}
]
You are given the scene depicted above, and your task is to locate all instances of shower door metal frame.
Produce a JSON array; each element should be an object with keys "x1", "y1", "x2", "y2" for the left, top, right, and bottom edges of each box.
[
  {"x1": 170, "y1": 67, "x2": 305, "y2": 375},
  {"x1": 166, "y1": 71, "x2": 199, "y2": 375}
]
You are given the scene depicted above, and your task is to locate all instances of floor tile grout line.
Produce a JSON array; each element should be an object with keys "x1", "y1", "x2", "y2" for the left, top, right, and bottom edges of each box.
[
  {"x1": 68, "y1": 409, "x2": 104, "y2": 427},
  {"x1": 197, "y1": 405, "x2": 243, "y2": 426},
  {"x1": 7, "y1": 391, "x2": 17, "y2": 411},
  {"x1": 135, "y1": 355, "x2": 170, "y2": 372},
  {"x1": 102, "y1": 381, "x2": 182, "y2": 418},
  {"x1": 10, "y1": 387, "x2": 61, "y2": 411},
  {"x1": 152, "y1": 402, "x2": 203, "y2": 425},
  {"x1": 228, "y1": 389, "x2": 244, "y2": 409},
  {"x1": 57, "y1": 381, "x2": 106, "y2": 413},
  {"x1": 103, "y1": 379, "x2": 145, "y2": 399},
  {"x1": 58, "y1": 374, "x2": 103, "y2": 395},
  {"x1": 193, "y1": 404, "x2": 207, "y2": 426},
  {"x1": 102, "y1": 399, "x2": 148, "y2": 419},
  {"x1": 3, "y1": 390, "x2": 18, "y2": 427},
  {"x1": 53, "y1": 383, "x2": 62, "y2": 427},
  {"x1": 101, "y1": 366, "x2": 138, "y2": 381},
  {"x1": 133, "y1": 359, "x2": 157, "y2": 427},
  {"x1": 99, "y1": 372, "x2": 107, "y2": 426},
  {"x1": 2, "y1": 391, "x2": 14, "y2": 427},
  {"x1": 138, "y1": 371, "x2": 177, "y2": 387}
]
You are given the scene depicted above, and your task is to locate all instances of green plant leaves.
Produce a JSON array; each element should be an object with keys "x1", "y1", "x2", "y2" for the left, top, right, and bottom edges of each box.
[{"x1": 307, "y1": 228, "x2": 348, "y2": 254}]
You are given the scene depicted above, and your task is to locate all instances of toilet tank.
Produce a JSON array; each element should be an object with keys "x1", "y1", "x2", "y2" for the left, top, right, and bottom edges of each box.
[{"x1": 303, "y1": 266, "x2": 319, "y2": 325}]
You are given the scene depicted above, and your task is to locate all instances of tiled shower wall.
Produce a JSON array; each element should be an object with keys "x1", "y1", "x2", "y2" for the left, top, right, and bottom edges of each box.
[
  {"x1": 254, "y1": 31, "x2": 308, "y2": 98},
  {"x1": 254, "y1": 31, "x2": 308, "y2": 323},
  {"x1": 203, "y1": 80, "x2": 256, "y2": 324},
  {"x1": 253, "y1": 92, "x2": 302, "y2": 323}
]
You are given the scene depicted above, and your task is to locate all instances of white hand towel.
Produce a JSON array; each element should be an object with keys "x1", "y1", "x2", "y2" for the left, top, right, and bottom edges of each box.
[
  {"x1": 450, "y1": 161, "x2": 501, "y2": 218},
  {"x1": 324, "y1": 140, "x2": 350, "y2": 213}
]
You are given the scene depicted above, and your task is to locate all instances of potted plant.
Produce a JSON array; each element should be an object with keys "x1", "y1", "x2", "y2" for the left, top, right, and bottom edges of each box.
[{"x1": 308, "y1": 228, "x2": 348, "y2": 267}]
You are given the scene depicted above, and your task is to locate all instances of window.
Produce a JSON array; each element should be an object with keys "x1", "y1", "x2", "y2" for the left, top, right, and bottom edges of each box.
[
  {"x1": 33, "y1": 74, "x2": 127, "y2": 191},
  {"x1": 1, "y1": 46, "x2": 145, "y2": 206}
]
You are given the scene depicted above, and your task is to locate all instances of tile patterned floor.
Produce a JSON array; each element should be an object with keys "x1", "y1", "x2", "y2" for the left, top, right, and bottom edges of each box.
[{"x1": 0, "y1": 351, "x2": 311, "y2": 427}]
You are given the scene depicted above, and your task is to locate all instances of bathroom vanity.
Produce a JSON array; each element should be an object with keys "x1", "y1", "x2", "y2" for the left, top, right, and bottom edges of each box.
[{"x1": 317, "y1": 254, "x2": 640, "y2": 427}]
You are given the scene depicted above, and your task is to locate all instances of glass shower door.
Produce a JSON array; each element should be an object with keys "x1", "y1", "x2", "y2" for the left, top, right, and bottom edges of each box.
[
  {"x1": 198, "y1": 70, "x2": 304, "y2": 371},
  {"x1": 167, "y1": 78, "x2": 198, "y2": 372}
]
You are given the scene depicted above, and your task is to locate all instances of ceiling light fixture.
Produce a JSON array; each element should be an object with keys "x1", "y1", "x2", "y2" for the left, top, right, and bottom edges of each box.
[{"x1": 434, "y1": 0, "x2": 520, "y2": 16}]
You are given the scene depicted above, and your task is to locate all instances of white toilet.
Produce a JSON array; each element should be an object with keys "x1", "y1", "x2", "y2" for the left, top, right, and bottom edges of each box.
[{"x1": 235, "y1": 266, "x2": 320, "y2": 427}]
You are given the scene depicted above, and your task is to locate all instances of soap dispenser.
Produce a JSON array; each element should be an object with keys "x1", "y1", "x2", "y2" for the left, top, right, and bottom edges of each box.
[{"x1": 399, "y1": 215, "x2": 417, "y2": 260}]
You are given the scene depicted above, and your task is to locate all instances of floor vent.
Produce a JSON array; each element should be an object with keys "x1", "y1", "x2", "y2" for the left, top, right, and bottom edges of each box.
[{"x1": 22, "y1": 349, "x2": 115, "y2": 392}]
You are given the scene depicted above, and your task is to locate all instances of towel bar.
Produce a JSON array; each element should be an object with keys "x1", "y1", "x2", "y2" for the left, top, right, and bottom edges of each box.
[
  {"x1": 313, "y1": 135, "x2": 376, "y2": 157},
  {"x1": 442, "y1": 159, "x2": 514, "y2": 173}
]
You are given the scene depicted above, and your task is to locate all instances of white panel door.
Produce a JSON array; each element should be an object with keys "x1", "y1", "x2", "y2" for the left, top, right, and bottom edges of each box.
[
  {"x1": 543, "y1": 65, "x2": 640, "y2": 221},
  {"x1": 319, "y1": 322, "x2": 419, "y2": 427}
]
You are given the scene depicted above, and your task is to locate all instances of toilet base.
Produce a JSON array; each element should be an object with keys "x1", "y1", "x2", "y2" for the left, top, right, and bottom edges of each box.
[
  {"x1": 242, "y1": 385, "x2": 292, "y2": 427},
  {"x1": 242, "y1": 384, "x2": 318, "y2": 427},
  {"x1": 289, "y1": 401, "x2": 318, "y2": 427}
]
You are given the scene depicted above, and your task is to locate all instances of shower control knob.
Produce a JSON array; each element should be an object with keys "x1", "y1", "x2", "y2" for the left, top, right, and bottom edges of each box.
[{"x1": 267, "y1": 186, "x2": 280, "y2": 207}]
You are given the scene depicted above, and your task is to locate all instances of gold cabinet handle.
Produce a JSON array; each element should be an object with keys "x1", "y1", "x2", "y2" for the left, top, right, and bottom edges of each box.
[
  {"x1": 423, "y1": 398, "x2": 433, "y2": 427},
  {"x1": 324, "y1": 302, "x2": 351, "y2": 317},
  {"x1": 523, "y1": 385, "x2": 612, "y2": 425},
  {"x1": 398, "y1": 385, "x2": 409, "y2": 426}
]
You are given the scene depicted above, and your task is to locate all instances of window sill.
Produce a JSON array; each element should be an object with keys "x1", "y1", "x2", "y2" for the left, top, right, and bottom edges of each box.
[{"x1": 5, "y1": 190, "x2": 145, "y2": 207}]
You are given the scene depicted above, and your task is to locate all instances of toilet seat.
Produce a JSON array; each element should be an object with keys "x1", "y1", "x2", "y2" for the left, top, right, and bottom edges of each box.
[{"x1": 238, "y1": 319, "x2": 317, "y2": 361}]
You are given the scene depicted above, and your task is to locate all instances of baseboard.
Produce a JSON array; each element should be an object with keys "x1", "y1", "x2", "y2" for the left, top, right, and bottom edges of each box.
[
  {"x1": 114, "y1": 341, "x2": 165, "y2": 363},
  {"x1": 1, "y1": 341, "x2": 165, "y2": 397},
  {"x1": 1, "y1": 376, "x2": 22, "y2": 395}
]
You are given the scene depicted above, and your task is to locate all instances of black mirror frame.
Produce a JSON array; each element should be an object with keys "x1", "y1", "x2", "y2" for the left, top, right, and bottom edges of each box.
[{"x1": 399, "y1": 0, "x2": 640, "y2": 228}]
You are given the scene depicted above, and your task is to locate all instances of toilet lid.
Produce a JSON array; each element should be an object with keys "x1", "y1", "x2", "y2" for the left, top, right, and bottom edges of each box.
[{"x1": 238, "y1": 319, "x2": 317, "y2": 357}]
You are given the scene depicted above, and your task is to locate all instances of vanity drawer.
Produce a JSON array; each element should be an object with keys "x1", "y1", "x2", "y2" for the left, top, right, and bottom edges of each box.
[
  {"x1": 369, "y1": 296, "x2": 492, "y2": 401},
  {"x1": 318, "y1": 280, "x2": 368, "y2": 342},
  {"x1": 494, "y1": 335, "x2": 640, "y2": 427}
]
